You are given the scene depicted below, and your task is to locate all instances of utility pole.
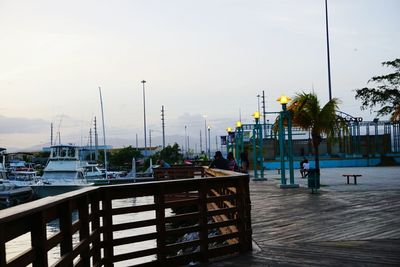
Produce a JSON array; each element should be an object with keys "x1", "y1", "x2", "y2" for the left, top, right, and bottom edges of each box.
[
  {"x1": 149, "y1": 129, "x2": 152, "y2": 150},
  {"x1": 200, "y1": 130, "x2": 202, "y2": 153},
  {"x1": 89, "y1": 128, "x2": 93, "y2": 161},
  {"x1": 184, "y1": 125, "x2": 187, "y2": 156},
  {"x1": 94, "y1": 116, "x2": 99, "y2": 161},
  {"x1": 135, "y1": 133, "x2": 138, "y2": 149},
  {"x1": 141, "y1": 80, "x2": 147, "y2": 157},
  {"x1": 161, "y1": 105, "x2": 166, "y2": 149},
  {"x1": 262, "y1": 90, "x2": 266, "y2": 138}
]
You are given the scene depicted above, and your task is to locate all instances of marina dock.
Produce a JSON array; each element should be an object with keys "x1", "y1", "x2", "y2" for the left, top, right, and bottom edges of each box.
[
  {"x1": 1, "y1": 166, "x2": 400, "y2": 266},
  {"x1": 208, "y1": 166, "x2": 400, "y2": 266}
]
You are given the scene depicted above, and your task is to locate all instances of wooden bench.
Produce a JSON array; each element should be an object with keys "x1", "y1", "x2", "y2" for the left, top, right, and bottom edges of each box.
[{"x1": 342, "y1": 174, "x2": 362, "y2": 185}]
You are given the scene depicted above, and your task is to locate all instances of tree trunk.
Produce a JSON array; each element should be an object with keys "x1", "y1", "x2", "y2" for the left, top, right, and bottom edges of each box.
[{"x1": 312, "y1": 132, "x2": 321, "y2": 172}]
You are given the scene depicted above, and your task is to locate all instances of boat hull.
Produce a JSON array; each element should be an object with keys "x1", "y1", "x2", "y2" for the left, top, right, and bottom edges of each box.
[{"x1": 31, "y1": 184, "x2": 93, "y2": 198}]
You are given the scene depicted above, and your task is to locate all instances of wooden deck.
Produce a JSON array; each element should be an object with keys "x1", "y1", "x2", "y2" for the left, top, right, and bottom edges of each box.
[{"x1": 206, "y1": 167, "x2": 400, "y2": 266}]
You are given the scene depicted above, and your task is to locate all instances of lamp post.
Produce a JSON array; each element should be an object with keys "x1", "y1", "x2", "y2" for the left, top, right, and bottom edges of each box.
[
  {"x1": 235, "y1": 121, "x2": 243, "y2": 167},
  {"x1": 252, "y1": 111, "x2": 265, "y2": 180},
  {"x1": 203, "y1": 115, "x2": 207, "y2": 157},
  {"x1": 141, "y1": 80, "x2": 147, "y2": 157},
  {"x1": 207, "y1": 125, "x2": 211, "y2": 158},
  {"x1": 277, "y1": 95, "x2": 298, "y2": 188},
  {"x1": 226, "y1": 127, "x2": 233, "y2": 154}
]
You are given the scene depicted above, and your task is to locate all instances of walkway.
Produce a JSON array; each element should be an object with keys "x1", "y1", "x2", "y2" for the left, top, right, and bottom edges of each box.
[{"x1": 207, "y1": 166, "x2": 400, "y2": 266}]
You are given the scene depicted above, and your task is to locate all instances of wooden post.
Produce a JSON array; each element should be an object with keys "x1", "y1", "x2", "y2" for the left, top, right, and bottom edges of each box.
[
  {"x1": 243, "y1": 175, "x2": 253, "y2": 251},
  {"x1": 78, "y1": 195, "x2": 90, "y2": 266},
  {"x1": 91, "y1": 192, "x2": 101, "y2": 265},
  {"x1": 198, "y1": 179, "x2": 209, "y2": 262},
  {"x1": 155, "y1": 185, "x2": 166, "y2": 263},
  {"x1": 59, "y1": 201, "x2": 73, "y2": 267},
  {"x1": 31, "y1": 212, "x2": 48, "y2": 267},
  {"x1": 0, "y1": 226, "x2": 6, "y2": 267},
  {"x1": 103, "y1": 192, "x2": 114, "y2": 267}
]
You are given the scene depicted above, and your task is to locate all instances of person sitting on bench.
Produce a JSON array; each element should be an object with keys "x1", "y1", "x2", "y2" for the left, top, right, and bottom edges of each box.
[{"x1": 300, "y1": 158, "x2": 309, "y2": 178}]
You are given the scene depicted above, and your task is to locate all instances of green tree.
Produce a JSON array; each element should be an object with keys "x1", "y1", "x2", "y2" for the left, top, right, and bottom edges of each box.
[
  {"x1": 158, "y1": 143, "x2": 183, "y2": 164},
  {"x1": 288, "y1": 92, "x2": 347, "y2": 171},
  {"x1": 355, "y1": 59, "x2": 400, "y2": 122},
  {"x1": 109, "y1": 146, "x2": 142, "y2": 169}
]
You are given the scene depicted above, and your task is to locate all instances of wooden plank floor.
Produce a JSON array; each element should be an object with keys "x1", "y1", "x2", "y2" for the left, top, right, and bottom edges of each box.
[{"x1": 206, "y1": 167, "x2": 400, "y2": 266}]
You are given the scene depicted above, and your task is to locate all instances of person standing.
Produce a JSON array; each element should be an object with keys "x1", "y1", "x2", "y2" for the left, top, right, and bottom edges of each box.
[
  {"x1": 209, "y1": 151, "x2": 229, "y2": 170},
  {"x1": 227, "y1": 152, "x2": 238, "y2": 171},
  {"x1": 240, "y1": 150, "x2": 249, "y2": 173}
]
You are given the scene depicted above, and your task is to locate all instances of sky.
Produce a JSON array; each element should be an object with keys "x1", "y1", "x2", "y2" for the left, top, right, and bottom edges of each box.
[{"x1": 0, "y1": 0, "x2": 399, "y2": 151}]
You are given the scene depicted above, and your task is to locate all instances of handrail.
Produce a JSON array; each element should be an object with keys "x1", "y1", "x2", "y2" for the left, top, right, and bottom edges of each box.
[{"x1": 0, "y1": 167, "x2": 251, "y2": 267}]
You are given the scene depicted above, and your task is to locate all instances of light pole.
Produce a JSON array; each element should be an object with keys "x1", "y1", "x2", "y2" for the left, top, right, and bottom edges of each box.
[
  {"x1": 184, "y1": 125, "x2": 187, "y2": 157},
  {"x1": 257, "y1": 94, "x2": 261, "y2": 113},
  {"x1": 226, "y1": 127, "x2": 233, "y2": 154},
  {"x1": 235, "y1": 121, "x2": 243, "y2": 167},
  {"x1": 203, "y1": 115, "x2": 207, "y2": 157},
  {"x1": 207, "y1": 125, "x2": 211, "y2": 158},
  {"x1": 141, "y1": 80, "x2": 147, "y2": 157},
  {"x1": 252, "y1": 111, "x2": 265, "y2": 180},
  {"x1": 325, "y1": 0, "x2": 332, "y2": 101},
  {"x1": 277, "y1": 95, "x2": 298, "y2": 188}
]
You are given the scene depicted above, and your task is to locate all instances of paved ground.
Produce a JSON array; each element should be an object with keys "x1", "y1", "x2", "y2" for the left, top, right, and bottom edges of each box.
[{"x1": 206, "y1": 166, "x2": 400, "y2": 266}]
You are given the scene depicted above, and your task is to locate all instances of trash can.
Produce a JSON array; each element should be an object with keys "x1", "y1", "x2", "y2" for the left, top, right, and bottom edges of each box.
[{"x1": 307, "y1": 168, "x2": 320, "y2": 189}]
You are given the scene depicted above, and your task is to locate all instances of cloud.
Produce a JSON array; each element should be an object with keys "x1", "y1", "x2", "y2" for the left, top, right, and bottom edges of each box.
[{"x1": 0, "y1": 115, "x2": 49, "y2": 134}]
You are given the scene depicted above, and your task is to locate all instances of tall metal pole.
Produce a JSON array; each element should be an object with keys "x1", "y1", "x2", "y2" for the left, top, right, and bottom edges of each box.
[
  {"x1": 161, "y1": 105, "x2": 165, "y2": 149},
  {"x1": 262, "y1": 91, "x2": 266, "y2": 138},
  {"x1": 184, "y1": 125, "x2": 187, "y2": 156},
  {"x1": 325, "y1": 0, "x2": 332, "y2": 101},
  {"x1": 149, "y1": 129, "x2": 152, "y2": 149},
  {"x1": 141, "y1": 80, "x2": 147, "y2": 157},
  {"x1": 207, "y1": 126, "x2": 211, "y2": 158},
  {"x1": 200, "y1": 130, "x2": 202, "y2": 153},
  {"x1": 94, "y1": 116, "x2": 99, "y2": 161},
  {"x1": 135, "y1": 133, "x2": 138, "y2": 149},
  {"x1": 203, "y1": 115, "x2": 208, "y2": 157},
  {"x1": 257, "y1": 94, "x2": 261, "y2": 113},
  {"x1": 98, "y1": 86, "x2": 108, "y2": 175}
]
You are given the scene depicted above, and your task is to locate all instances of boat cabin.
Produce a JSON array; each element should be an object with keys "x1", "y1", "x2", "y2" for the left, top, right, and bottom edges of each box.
[{"x1": 50, "y1": 145, "x2": 79, "y2": 160}]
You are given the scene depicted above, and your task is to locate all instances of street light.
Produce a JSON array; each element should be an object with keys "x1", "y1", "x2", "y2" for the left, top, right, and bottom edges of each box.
[
  {"x1": 252, "y1": 111, "x2": 265, "y2": 180},
  {"x1": 203, "y1": 115, "x2": 207, "y2": 156},
  {"x1": 226, "y1": 127, "x2": 233, "y2": 154},
  {"x1": 235, "y1": 121, "x2": 244, "y2": 167},
  {"x1": 276, "y1": 95, "x2": 298, "y2": 188},
  {"x1": 141, "y1": 80, "x2": 147, "y2": 157},
  {"x1": 207, "y1": 125, "x2": 211, "y2": 158}
]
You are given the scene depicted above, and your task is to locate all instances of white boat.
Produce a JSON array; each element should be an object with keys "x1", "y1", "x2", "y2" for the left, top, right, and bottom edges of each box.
[
  {"x1": 31, "y1": 144, "x2": 98, "y2": 198},
  {"x1": 0, "y1": 148, "x2": 7, "y2": 180},
  {"x1": 7, "y1": 161, "x2": 41, "y2": 187}
]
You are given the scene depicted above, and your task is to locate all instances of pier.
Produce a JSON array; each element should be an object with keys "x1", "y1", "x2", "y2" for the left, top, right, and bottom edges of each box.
[{"x1": 1, "y1": 166, "x2": 400, "y2": 266}]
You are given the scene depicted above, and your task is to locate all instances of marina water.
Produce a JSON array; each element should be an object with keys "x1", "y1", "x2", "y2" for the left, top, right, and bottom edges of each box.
[{"x1": 5, "y1": 196, "x2": 171, "y2": 266}]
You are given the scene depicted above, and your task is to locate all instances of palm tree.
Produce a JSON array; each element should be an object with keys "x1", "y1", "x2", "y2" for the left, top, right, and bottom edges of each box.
[{"x1": 287, "y1": 92, "x2": 347, "y2": 171}]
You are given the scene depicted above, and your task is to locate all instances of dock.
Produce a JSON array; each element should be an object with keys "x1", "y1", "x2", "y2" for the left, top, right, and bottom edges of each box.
[
  {"x1": 208, "y1": 166, "x2": 400, "y2": 266},
  {"x1": 1, "y1": 166, "x2": 400, "y2": 266}
]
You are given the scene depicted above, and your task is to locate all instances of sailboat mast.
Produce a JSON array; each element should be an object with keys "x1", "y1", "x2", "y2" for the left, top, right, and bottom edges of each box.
[{"x1": 98, "y1": 87, "x2": 108, "y2": 175}]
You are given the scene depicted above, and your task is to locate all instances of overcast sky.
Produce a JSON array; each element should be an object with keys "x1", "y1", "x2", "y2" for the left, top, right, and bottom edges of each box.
[{"x1": 0, "y1": 0, "x2": 399, "y2": 150}]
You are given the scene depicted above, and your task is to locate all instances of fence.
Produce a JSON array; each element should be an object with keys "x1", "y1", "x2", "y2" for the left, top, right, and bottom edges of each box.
[{"x1": 0, "y1": 168, "x2": 252, "y2": 267}]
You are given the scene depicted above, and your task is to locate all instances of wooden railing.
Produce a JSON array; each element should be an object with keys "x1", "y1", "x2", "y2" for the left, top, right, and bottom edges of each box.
[
  {"x1": 153, "y1": 166, "x2": 205, "y2": 180},
  {"x1": 0, "y1": 169, "x2": 252, "y2": 267}
]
